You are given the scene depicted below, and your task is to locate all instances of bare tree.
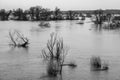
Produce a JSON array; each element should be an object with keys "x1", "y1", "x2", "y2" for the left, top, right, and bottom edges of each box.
[
  {"x1": 42, "y1": 33, "x2": 68, "y2": 60},
  {"x1": 42, "y1": 32, "x2": 68, "y2": 76},
  {"x1": 9, "y1": 30, "x2": 29, "y2": 47}
]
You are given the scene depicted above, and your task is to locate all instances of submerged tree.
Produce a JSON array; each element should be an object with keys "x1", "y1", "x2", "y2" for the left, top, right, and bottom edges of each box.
[
  {"x1": 42, "y1": 33, "x2": 77, "y2": 77},
  {"x1": 39, "y1": 21, "x2": 50, "y2": 28},
  {"x1": 42, "y1": 33, "x2": 68, "y2": 76},
  {"x1": 93, "y1": 9, "x2": 105, "y2": 24},
  {"x1": 106, "y1": 13, "x2": 112, "y2": 22},
  {"x1": 90, "y1": 56, "x2": 109, "y2": 71},
  {"x1": 9, "y1": 30, "x2": 29, "y2": 47}
]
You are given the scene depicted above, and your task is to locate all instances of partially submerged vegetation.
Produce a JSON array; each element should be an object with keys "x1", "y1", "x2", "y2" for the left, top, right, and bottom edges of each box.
[
  {"x1": 93, "y1": 9, "x2": 105, "y2": 24},
  {"x1": 77, "y1": 20, "x2": 84, "y2": 24},
  {"x1": 9, "y1": 30, "x2": 29, "y2": 47},
  {"x1": 103, "y1": 17, "x2": 120, "y2": 29},
  {"x1": 91, "y1": 9, "x2": 120, "y2": 29},
  {"x1": 42, "y1": 33, "x2": 68, "y2": 76},
  {"x1": 90, "y1": 56, "x2": 109, "y2": 71},
  {"x1": 42, "y1": 33, "x2": 76, "y2": 76},
  {"x1": 39, "y1": 22, "x2": 50, "y2": 28}
]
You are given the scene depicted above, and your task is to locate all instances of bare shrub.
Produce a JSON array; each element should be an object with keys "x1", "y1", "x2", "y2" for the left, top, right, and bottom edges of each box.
[
  {"x1": 90, "y1": 56, "x2": 101, "y2": 70},
  {"x1": 39, "y1": 22, "x2": 50, "y2": 28},
  {"x1": 9, "y1": 30, "x2": 29, "y2": 47},
  {"x1": 90, "y1": 56, "x2": 109, "y2": 71},
  {"x1": 42, "y1": 32, "x2": 68, "y2": 76},
  {"x1": 103, "y1": 22, "x2": 120, "y2": 29},
  {"x1": 42, "y1": 32, "x2": 68, "y2": 61}
]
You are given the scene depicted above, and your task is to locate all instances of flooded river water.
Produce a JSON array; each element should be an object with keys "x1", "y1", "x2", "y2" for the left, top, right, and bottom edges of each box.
[{"x1": 0, "y1": 18, "x2": 120, "y2": 80}]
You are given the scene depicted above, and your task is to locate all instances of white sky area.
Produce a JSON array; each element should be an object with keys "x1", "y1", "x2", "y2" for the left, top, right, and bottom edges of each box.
[{"x1": 0, "y1": 0, "x2": 120, "y2": 10}]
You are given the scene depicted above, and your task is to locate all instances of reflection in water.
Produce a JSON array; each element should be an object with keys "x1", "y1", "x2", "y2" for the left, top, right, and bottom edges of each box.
[
  {"x1": 30, "y1": 26, "x2": 48, "y2": 32},
  {"x1": 90, "y1": 70, "x2": 109, "y2": 80},
  {"x1": 7, "y1": 46, "x2": 29, "y2": 54},
  {"x1": 40, "y1": 73, "x2": 63, "y2": 80},
  {"x1": 30, "y1": 25, "x2": 51, "y2": 36},
  {"x1": 40, "y1": 59, "x2": 63, "y2": 80},
  {"x1": 91, "y1": 71, "x2": 101, "y2": 80},
  {"x1": 55, "y1": 26, "x2": 61, "y2": 32},
  {"x1": 6, "y1": 47, "x2": 29, "y2": 62},
  {"x1": 91, "y1": 24, "x2": 102, "y2": 32}
]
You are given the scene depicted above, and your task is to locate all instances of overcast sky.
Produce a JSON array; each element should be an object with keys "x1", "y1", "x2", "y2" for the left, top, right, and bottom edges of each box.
[{"x1": 0, "y1": 0, "x2": 120, "y2": 10}]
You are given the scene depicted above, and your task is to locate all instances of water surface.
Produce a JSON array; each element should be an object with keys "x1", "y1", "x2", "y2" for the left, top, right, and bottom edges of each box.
[{"x1": 0, "y1": 19, "x2": 120, "y2": 80}]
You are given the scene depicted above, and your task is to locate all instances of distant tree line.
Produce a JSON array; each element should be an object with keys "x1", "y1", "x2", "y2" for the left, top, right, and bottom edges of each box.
[
  {"x1": 92, "y1": 9, "x2": 120, "y2": 30},
  {"x1": 0, "y1": 9, "x2": 11, "y2": 20},
  {"x1": 0, "y1": 6, "x2": 85, "y2": 21},
  {"x1": 0, "y1": 6, "x2": 120, "y2": 21}
]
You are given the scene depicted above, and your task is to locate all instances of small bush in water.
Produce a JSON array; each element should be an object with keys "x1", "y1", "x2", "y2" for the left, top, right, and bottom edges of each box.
[
  {"x1": 39, "y1": 22, "x2": 50, "y2": 28},
  {"x1": 90, "y1": 56, "x2": 101, "y2": 69},
  {"x1": 9, "y1": 30, "x2": 29, "y2": 48},
  {"x1": 90, "y1": 56, "x2": 109, "y2": 71}
]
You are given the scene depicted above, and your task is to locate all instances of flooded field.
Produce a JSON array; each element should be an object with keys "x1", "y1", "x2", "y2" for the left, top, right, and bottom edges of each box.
[{"x1": 0, "y1": 18, "x2": 120, "y2": 80}]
